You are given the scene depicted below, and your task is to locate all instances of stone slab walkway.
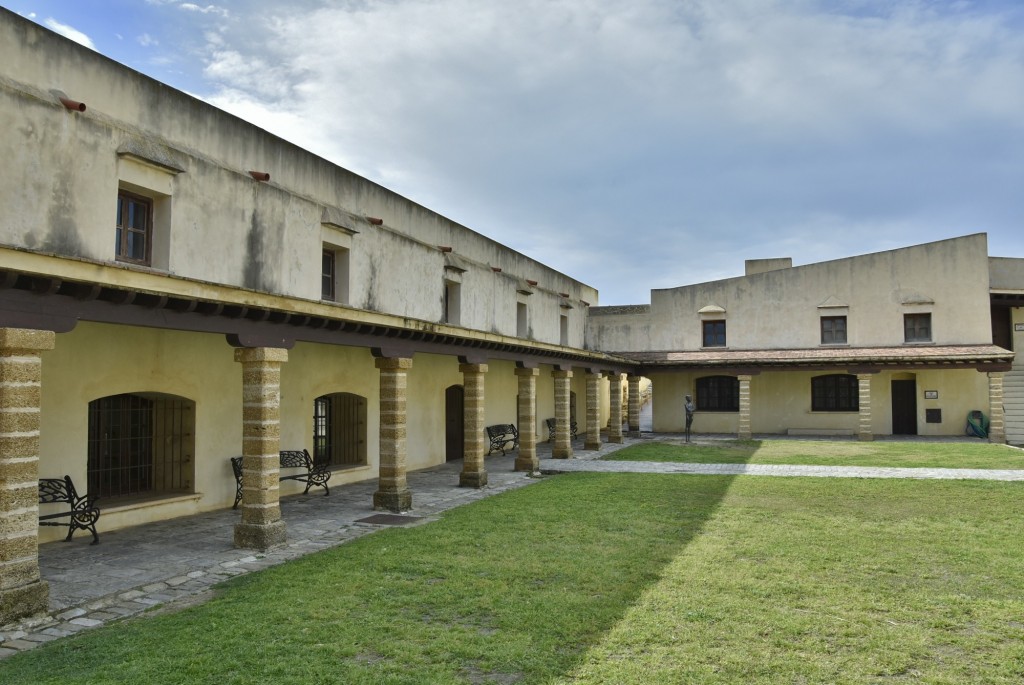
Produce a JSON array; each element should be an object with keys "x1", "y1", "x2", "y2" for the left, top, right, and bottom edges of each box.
[{"x1": 3, "y1": 433, "x2": 1021, "y2": 658}]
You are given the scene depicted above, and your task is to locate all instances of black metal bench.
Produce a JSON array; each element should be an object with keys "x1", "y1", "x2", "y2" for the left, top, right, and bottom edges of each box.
[
  {"x1": 38, "y1": 476, "x2": 100, "y2": 545},
  {"x1": 485, "y1": 424, "x2": 519, "y2": 455},
  {"x1": 230, "y1": 449, "x2": 331, "y2": 509},
  {"x1": 545, "y1": 417, "x2": 578, "y2": 442}
]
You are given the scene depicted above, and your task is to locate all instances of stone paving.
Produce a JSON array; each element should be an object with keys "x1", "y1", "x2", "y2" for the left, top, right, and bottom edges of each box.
[{"x1": 3, "y1": 432, "x2": 1022, "y2": 659}]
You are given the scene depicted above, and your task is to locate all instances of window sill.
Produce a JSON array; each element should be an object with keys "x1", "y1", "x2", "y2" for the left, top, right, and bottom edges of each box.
[
  {"x1": 700, "y1": 346, "x2": 729, "y2": 350},
  {"x1": 902, "y1": 341, "x2": 935, "y2": 346},
  {"x1": 101, "y1": 492, "x2": 201, "y2": 515},
  {"x1": 819, "y1": 343, "x2": 850, "y2": 348},
  {"x1": 330, "y1": 463, "x2": 371, "y2": 472}
]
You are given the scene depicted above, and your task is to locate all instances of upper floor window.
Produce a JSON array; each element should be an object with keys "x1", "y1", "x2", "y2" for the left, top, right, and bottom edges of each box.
[
  {"x1": 821, "y1": 316, "x2": 847, "y2": 344},
  {"x1": 702, "y1": 320, "x2": 726, "y2": 347},
  {"x1": 443, "y1": 280, "x2": 461, "y2": 325},
  {"x1": 115, "y1": 191, "x2": 152, "y2": 265},
  {"x1": 322, "y1": 249, "x2": 336, "y2": 300},
  {"x1": 811, "y1": 374, "x2": 859, "y2": 412},
  {"x1": 904, "y1": 313, "x2": 932, "y2": 343},
  {"x1": 696, "y1": 375, "x2": 739, "y2": 412}
]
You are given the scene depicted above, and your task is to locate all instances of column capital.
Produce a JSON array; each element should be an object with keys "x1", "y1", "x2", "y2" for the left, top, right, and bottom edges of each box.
[
  {"x1": 375, "y1": 356, "x2": 413, "y2": 371},
  {"x1": 0, "y1": 327, "x2": 55, "y2": 352},
  {"x1": 234, "y1": 347, "x2": 289, "y2": 364},
  {"x1": 515, "y1": 366, "x2": 540, "y2": 378},
  {"x1": 552, "y1": 368, "x2": 573, "y2": 379},
  {"x1": 459, "y1": 362, "x2": 488, "y2": 374}
]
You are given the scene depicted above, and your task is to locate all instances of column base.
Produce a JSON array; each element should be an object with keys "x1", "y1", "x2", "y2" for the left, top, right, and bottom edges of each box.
[
  {"x1": 0, "y1": 580, "x2": 50, "y2": 625},
  {"x1": 626, "y1": 431, "x2": 641, "y2": 438},
  {"x1": 552, "y1": 447, "x2": 573, "y2": 459},
  {"x1": 373, "y1": 488, "x2": 413, "y2": 512},
  {"x1": 459, "y1": 471, "x2": 488, "y2": 488},
  {"x1": 858, "y1": 432, "x2": 874, "y2": 442},
  {"x1": 514, "y1": 455, "x2": 539, "y2": 472},
  {"x1": 608, "y1": 435, "x2": 624, "y2": 444},
  {"x1": 233, "y1": 520, "x2": 287, "y2": 551},
  {"x1": 584, "y1": 439, "x2": 601, "y2": 450}
]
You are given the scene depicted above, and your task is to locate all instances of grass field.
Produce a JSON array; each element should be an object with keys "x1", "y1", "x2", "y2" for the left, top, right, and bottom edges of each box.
[
  {"x1": 4, "y1": 467, "x2": 1023, "y2": 683},
  {"x1": 605, "y1": 438, "x2": 1024, "y2": 469}
]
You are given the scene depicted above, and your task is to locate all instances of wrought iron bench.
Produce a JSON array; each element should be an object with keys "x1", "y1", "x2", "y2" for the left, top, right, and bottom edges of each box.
[
  {"x1": 485, "y1": 424, "x2": 519, "y2": 455},
  {"x1": 230, "y1": 449, "x2": 331, "y2": 509},
  {"x1": 38, "y1": 475, "x2": 100, "y2": 545},
  {"x1": 545, "y1": 417, "x2": 578, "y2": 442}
]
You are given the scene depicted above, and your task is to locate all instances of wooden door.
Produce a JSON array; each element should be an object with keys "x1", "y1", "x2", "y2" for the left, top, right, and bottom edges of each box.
[
  {"x1": 891, "y1": 380, "x2": 918, "y2": 435},
  {"x1": 445, "y1": 385, "x2": 464, "y2": 462}
]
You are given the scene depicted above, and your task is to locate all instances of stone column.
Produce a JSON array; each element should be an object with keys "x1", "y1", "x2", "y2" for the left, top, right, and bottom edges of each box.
[
  {"x1": 627, "y1": 374, "x2": 641, "y2": 437},
  {"x1": 988, "y1": 371, "x2": 1006, "y2": 444},
  {"x1": 374, "y1": 357, "x2": 414, "y2": 511},
  {"x1": 514, "y1": 367, "x2": 539, "y2": 472},
  {"x1": 857, "y1": 373, "x2": 874, "y2": 442},
  {"x1": 0, "y1": 328, "x2": 55, "y2": 625},
  {"x1": 552, "y1": 368, "x2": 573, "y2": 459},
  {"x1": 607, "y1": 372, "x2": 624, "y2": 444},
  {"x1": 584, "y1": 371, "x2": 602, "y2": 450},
  {"x1": 459, "y1": 363, "x2": 488, "y2": 488},
  {"x1": 737, "y1": 374, "x2": 752, "y2": 440},
  {"x1": 233, "y1": 347, "x2": 288, "y2": 551}
]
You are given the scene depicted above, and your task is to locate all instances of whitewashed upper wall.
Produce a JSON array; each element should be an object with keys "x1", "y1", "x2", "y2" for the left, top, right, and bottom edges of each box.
[
  {"x1": 589, "y1": 234, "x2": 994, "y2": 352},
  {"x1": 990, "y1": 257, "x2": 1024, "y2": 291},
  {"x1": 0, "y1": 10, "x2": 596, "y2": 346}
]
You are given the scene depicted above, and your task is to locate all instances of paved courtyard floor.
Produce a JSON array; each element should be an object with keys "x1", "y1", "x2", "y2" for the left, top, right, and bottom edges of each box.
[{"x1": 2, "y1": 431, "x2": 1020, "y2": 658}]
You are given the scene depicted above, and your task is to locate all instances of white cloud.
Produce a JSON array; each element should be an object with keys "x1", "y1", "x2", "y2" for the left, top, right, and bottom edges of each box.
[
  {"x1": 138, "y1": 33, "x2": 158, "y2": 47},
  {"x1": 180, "y1": 3, "x2": 229, "y2": 18},
  {"x1": 185, "y1": 0, "x2": 1024, "y2": 304},
  {"x1": 43, "y1": 18, "x2": 96, "y2": 50}
]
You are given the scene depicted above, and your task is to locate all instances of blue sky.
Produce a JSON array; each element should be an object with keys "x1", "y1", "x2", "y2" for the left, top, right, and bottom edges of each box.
[{"x1": 5, "y1": 0, "x2": 1024, "y2": 305}]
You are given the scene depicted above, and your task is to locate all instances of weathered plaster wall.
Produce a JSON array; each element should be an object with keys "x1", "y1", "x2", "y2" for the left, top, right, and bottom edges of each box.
[
  {"x1": 0, "y1": 11, "x2": 597, "y2": 348},
  {"x1": 590, "y1": 235, "x2": 993, "y2": 352}
]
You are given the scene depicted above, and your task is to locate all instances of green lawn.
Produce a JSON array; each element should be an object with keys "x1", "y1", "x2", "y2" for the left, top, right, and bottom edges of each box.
[
  {"x1": 5, "y1": 473, "x2": 1024, "y2": 684},
  {"x1": 605, "y1": 439, "x2": 1024, "y2": 469}
]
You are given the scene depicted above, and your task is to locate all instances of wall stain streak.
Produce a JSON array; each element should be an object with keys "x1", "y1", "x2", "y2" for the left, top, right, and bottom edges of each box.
[{"x1": 42, "y1": 168, "x2": 83, "y2": 256}]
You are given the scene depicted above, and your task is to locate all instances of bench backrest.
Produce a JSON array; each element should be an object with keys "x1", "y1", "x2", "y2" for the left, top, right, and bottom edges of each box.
[
  {"x1": 486, "y1": 424, "x2": 517, "y2": 438},
  {"x1": 232, "y1": 450, "x2": 314, "y2": 476},
  {"x1": 39, "y1": 476, "x2": 78, "y2": 504}
]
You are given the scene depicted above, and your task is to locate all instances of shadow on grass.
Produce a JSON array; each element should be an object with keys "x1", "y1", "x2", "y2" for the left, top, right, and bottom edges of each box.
[{"x1": 2, "y1": 458, "x2": 758, "y2": 685}]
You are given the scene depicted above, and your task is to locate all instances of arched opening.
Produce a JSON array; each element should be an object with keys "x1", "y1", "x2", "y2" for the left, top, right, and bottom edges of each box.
[
  {"x1": 445, "y1": 385, "x2": 465, "y2": 462},
  {"x1": 87, "y1": 392, "x2": 195, "y2": 501},
  {"x1": 313, "y1": 392, "x2": 368, "y2": 466}
]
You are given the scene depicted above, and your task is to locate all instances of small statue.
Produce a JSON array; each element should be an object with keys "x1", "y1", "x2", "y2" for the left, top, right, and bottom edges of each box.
[{"x1": 684, "y1": 394, "x2": 695, "y2": 443}]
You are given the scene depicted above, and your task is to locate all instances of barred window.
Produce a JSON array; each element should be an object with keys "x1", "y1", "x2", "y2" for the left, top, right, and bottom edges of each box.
[
  {"x1": 88, "y1": 393, "x2": 194, "y2": 499},
  {"x1": 696, "y1": 375, "x2": 739, "y2": 412},
  {"x1": 811, "y1": 374, "x2": 859, "y2": 412},
  {"x1": 313, "y1": 392, "x2": 368, "y2": 466}
]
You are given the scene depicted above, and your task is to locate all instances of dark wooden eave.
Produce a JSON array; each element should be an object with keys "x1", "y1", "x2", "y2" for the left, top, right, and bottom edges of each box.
[
  {"x1": 0, "y1": 269, "x2": 634, "y2": 374},
  {"x1": 625, "y1": 345, "x2": 1015, "y2": 375}
]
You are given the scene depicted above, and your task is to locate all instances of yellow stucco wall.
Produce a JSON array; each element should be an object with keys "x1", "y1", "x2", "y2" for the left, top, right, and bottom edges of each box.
[
  {"x1": 650, "y1": 369, "x2": 991, "y2": 437},
  {"x1": 36, "y1": 322, "x2": 617, "y2": 540}
]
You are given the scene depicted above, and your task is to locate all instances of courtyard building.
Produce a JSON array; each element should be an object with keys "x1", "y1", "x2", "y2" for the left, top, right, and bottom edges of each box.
[{"x1": 0, "y1": 9, "x2": 1020, "y2": 625}]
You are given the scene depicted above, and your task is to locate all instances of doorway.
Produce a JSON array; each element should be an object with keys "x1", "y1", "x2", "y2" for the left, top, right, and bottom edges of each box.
[
  {"x1": 445, "y1": 385, "x2": 464, "y2": 461},
  {"x1": 891, "y1": 379, "x2": 918, "y2": 435}
]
